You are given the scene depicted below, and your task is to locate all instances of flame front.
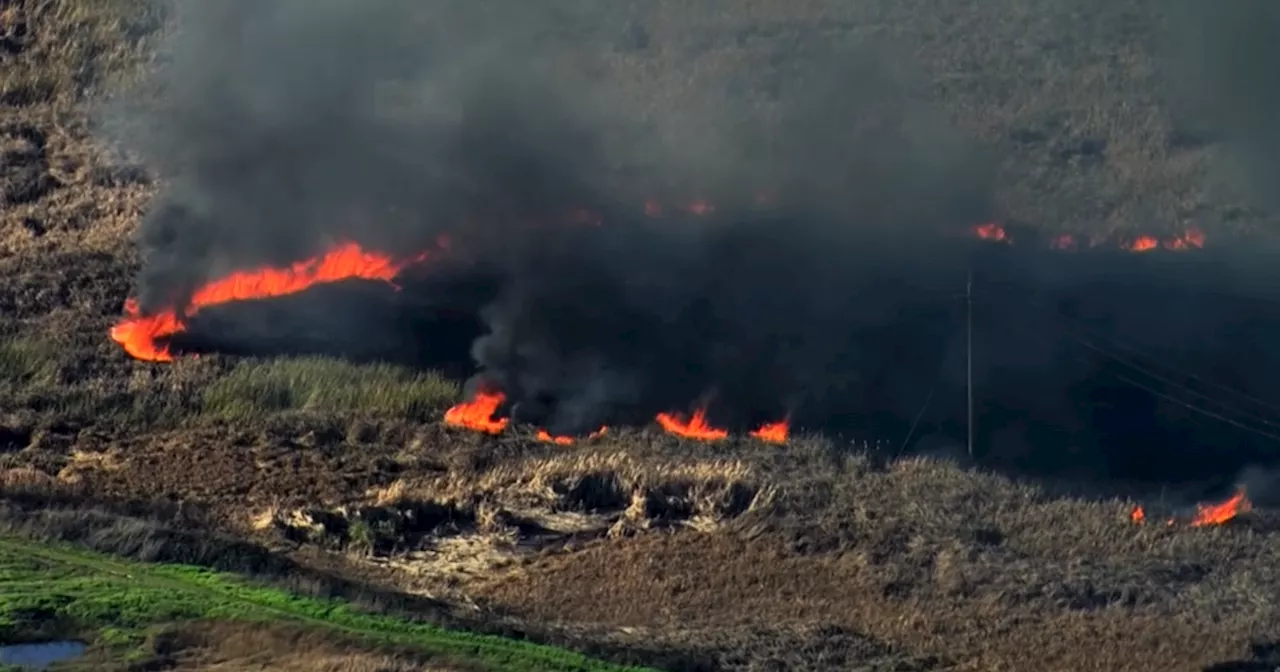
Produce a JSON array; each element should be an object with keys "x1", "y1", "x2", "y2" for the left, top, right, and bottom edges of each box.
[
  {"x1": 1189, "y1": 489, "x2": 1251, "y2": 527},
  {"x1": 970, "y1": 223, "x2": 1206, "y2": 252},
  {"x1": 535, "y1": 426, "x2": 607, "y2": 445},
  {"x1": 655, "y1": 408, "x2": 728, "y2": 441},
  {"x1": 444, "y1": 391, "x2": 509, "y2": 435},
  {"x1": 1129, "y1": 488, "x2": 1251, "y2": 528},
  {"x1": 111, "y1": 242, "x2": 430, "y2": 361},
  {"x1": 535, "y1": 430, "x2": 574, "y2": 445},
  {"x1": 750, "y1": 420, "x2": 788, "y2": 444}
]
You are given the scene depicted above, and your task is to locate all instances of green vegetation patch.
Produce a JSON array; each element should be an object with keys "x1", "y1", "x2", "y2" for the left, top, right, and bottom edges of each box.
[
  {"x1": 200, "y1": 357, "x2": 459, "y2": 421},
  {"x1": 0, "y1": 536, "x2": 652, "y2": 672},
  {"x1": 0, "y1": 338, "x2": 60, "y2": 387}
]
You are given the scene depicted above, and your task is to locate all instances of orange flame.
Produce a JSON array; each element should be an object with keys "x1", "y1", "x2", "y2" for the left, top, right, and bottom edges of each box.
[
  {"x1": 973, "y1": 222, "x2": 1007, "y2": 242},
  {"x1": 1189, "y1": 488, "x2": 1251, "y2": 527},
  {"x1": 655, "y1": 408, "x2": 728, "y2": 441},
  {"x1": 1129, "y1": 488, "x2": 1251, "y2": 528},
  {"x1": 110, "y1": 242, "x2": 430, "y2": 362},
  {"x1": 535, "y1": 426, "x2": 608, "y2": 445},
  {"x1": 969, "y1": 222, "x2": 1207, "y2": 253},
  {"x1": 750, "y1": 420, "x2": 789, "y2": 444},
  {"x1": 444, "y1": 391, "x2": 509, "y2": 435},
  {"x1": 1125, "y1": 236, "x2": 1159, "y2": 252},
  {"x1": 535, "y1": 430, "x2": 574, "y2": 445}
]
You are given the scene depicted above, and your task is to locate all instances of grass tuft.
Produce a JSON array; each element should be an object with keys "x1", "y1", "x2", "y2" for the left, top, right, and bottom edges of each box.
[
  {"x1": 0, "y1": 337, "x2": 59, "y2": 386},
  {"x1": 201, "y1": 357, "x2": 459, "y2": 421}
]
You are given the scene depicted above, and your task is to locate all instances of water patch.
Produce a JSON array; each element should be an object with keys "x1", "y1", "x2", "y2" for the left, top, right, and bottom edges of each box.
[{"x1": 0, "y1": 641, "x2": 87, "y2": 669}]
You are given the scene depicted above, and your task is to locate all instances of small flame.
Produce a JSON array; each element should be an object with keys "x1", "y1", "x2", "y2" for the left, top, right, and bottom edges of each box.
[
  {"x1": 750, "y1": 420, "x2": 789, "y2": 444},
  {"x1": 969, "y1": 222, "x2": 1208, "y2": 253},
  {"x1": 1125, "y1": 236, "x2": 1159, "y2": 252},
  {"x1": 973, "y1": 222, "x2": 1007, "y2": 242},
  {"x1": 534, "y1": 426, "x2": 607, "y2": 445},
  {"x1": 655, "y1": 408, "x2": 728, "y2": 441},
  {"x1": 111, "y1": 242, "x2": 430, "y2": 362},
  {"x1": 1162, "y1": 227, "x2": 1207, "y2": 251},
  {"x1": 1129, "y1": 488, "x2": 1251, "y2": 527},
  {"x1": 535, "y1": 430, "x2": 574, "y2": 445},
  {"x1": 1189, "y1": 488, "x2": 1251, "y2": 527},
  {"x1": 444, "y1": 391, "x2": 509, "y2": 435},
  {"x1": 1129, "y1": 505, "x2": 1145, "y2": 523}
]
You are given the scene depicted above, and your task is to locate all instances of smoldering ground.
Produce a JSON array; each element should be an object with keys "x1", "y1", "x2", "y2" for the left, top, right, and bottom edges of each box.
[{"x1": 106, "y1": 0, "x2": 995, "y2": 435}]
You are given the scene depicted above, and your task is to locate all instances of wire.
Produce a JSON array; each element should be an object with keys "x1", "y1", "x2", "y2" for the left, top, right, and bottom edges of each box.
[{"x1": 969, "y1": 283, "x2": 1280, "y2": 445}]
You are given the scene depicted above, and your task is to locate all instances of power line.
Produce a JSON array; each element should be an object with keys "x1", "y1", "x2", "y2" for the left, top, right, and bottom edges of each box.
[{"x1": 968, "y1": 282, "x2": 1280, "y2": 446}]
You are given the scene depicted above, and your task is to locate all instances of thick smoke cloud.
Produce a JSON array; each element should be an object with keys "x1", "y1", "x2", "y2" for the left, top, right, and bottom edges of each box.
[{"x1": 111, "y1": 0, "x2": 996, "y2": 435}]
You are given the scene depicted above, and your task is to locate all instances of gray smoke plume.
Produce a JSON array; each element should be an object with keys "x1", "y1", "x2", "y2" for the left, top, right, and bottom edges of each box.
[{"x1": 107, "y1": 0, "x2": 996, "y2": 434}]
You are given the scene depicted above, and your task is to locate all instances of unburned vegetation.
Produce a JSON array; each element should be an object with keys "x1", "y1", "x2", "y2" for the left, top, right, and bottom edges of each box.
[{"x1": 4, "y1": 1, "x2": 1280, "y2": 671}]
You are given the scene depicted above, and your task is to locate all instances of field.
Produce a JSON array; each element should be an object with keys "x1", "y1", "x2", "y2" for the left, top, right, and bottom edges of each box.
[{"x1": 3, "y1": 1, "x2": 1280, "y2": 670}]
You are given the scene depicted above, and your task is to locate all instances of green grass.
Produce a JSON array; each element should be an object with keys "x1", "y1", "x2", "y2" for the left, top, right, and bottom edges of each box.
[
  {"x1": 0, "y1": 535, "x2": 653, "y2": 672},
  {"x1": 0, "y1": 338, "x2": 59, "y2": 387},
  {"x1": 0, "y1": 338, "x2": 461, "y2": 430},
  {"x1": 200, "y1": 357, "x2": 459, "y2": 421}
]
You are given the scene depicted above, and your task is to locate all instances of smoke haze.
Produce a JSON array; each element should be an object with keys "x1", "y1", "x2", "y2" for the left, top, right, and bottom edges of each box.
[
  {"x1": 1168, "y1": 0, "x2": 1280, "y2": 216},
  {"x1": 110, "y1": 0, "x2": 996, "y2": 435}
]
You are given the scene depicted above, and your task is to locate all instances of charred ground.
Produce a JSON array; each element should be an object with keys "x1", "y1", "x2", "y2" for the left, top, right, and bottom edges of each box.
[{"x1": 5, "y1": 1, "x2": 1280, "y2": 671}]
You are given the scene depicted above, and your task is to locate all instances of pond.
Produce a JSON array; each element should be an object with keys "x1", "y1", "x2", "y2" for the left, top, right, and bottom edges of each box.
[{"x1": 0, "y1": 641, "x2": 87, "y2": 670}]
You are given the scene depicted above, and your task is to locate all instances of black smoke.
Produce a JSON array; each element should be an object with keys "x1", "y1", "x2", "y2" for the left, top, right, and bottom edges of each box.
[
  {"x1": 107, "y1": 0, "x2": 1280, "y2": 495},
  {"x1": 107, "y1": 0, "x2": 994, "y2": 436}
]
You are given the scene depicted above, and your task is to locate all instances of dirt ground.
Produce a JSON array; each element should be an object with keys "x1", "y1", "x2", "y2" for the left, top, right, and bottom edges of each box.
[{"x1": 4, "y1": 1, "x2": 1280, "y2": 671}]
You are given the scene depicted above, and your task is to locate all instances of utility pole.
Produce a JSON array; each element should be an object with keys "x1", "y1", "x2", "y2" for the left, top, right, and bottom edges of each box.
[{"x1": 966, "y1": 268, "x2": 974, "y2": 459}]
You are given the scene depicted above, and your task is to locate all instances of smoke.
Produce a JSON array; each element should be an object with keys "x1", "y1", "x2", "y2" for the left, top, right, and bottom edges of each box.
[{"x1": 110, "y1": 0, "x2": 996, "y2": 435}]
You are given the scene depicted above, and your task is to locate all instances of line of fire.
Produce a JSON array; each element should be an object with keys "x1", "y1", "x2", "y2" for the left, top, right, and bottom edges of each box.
[{"x1": 111, "y1": 207, "x2": 1265, "y2": 529}]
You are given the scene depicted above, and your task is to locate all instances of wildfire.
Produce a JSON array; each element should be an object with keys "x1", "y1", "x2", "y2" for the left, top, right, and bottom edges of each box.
[
  {"x1": 973, "y1": 222, "x2": 1008, "y2": 242},
  {"x1": 535, "y1": 426, "x2": 607, "y2": 445},
  {"x1": 970, "y1": 223, "x2": 1206, "y2": 253},
  {"x1": 750, "y1": 420, "x2": 789, "y2": 444},
  {"x1": 655, "y1": 408, "x2": 728, "y2": 441},
  {"x1": 1128, "y1": 488, "x2": 1251, "y2": 528},
  {"x1": 1129, "y1": 506, "x2": 1145, "y2": 523},
  {"x1": 1124, "y1": 236, "x2": 1159, "y2": 252},
  {"x1": 110, "y1": 242, "x2": 431, "y2": 361},
  {"x1": 1189, "y1": 488, "x2": 1251, "y2": 527},
  {"x1": 443, "y1": 390, "x2": 509, "y2": 435}
]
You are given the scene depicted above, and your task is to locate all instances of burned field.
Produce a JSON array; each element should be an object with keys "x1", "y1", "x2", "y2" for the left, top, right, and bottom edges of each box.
[{"x1": 6, "y1": 0, "x2": 1280, "y2": 670}]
